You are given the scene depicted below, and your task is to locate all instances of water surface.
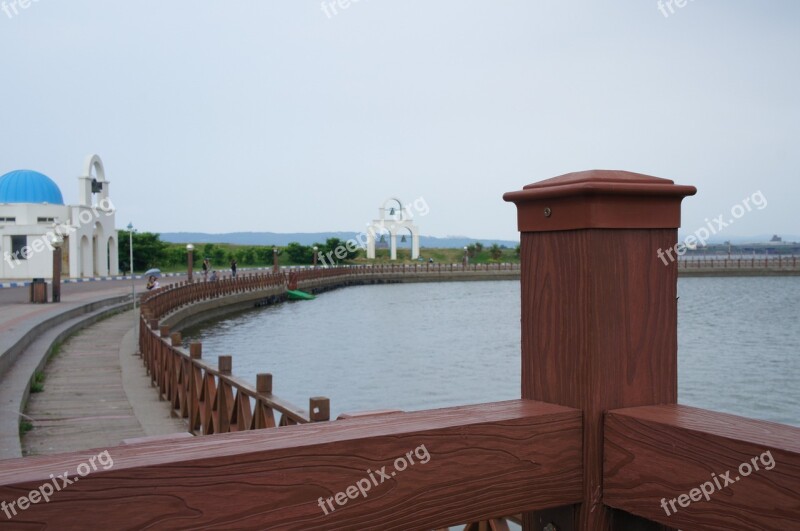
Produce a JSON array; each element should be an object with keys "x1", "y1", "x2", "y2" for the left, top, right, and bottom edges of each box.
[{"x1": 183, "y1": 278, "x2": 799, "y2": 425}]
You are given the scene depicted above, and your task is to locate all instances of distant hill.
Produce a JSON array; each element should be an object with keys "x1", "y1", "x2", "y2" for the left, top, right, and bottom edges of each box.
[{"x1": 160, "y1": 232, "x2": 519, "y2": 249}]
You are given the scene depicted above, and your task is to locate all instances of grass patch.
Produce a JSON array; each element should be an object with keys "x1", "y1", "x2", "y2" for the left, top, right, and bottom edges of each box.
[
  {"x1": 19, "y1": 420, "x2": 33, "y2": 436},
  {"x1": 48, "y1": 340, "x2": 63, "y2": 360},
  {"x1": 30, "y1": 371, "x2": 45, "y2": 393}
]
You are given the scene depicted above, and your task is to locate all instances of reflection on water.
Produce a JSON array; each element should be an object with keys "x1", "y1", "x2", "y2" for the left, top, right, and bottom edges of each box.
[{"x1": 183, "y1": 278, "x2": 799, "y2": 426}]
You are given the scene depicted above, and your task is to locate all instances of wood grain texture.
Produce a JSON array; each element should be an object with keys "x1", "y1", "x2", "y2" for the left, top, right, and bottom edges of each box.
[
  {"x1": 0, "y1": 400, "x2": 582, "y2": 530},
  {"x1": 502, "y1": 170, "x2": 696, "y2": 232},
  {"x1": 604, "y1": 405, "x2": 800, "y2": 530},
  {"x1": 520, "y1": 228, "x2": 680, "y2": 530}
]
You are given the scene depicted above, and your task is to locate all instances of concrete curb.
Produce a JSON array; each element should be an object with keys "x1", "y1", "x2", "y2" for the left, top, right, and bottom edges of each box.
[
  {"x1": 0, "y1": 295, "x2": 132, "y2": 379},
  {"x1": 0, "y1": 298, "x2": 134, "y2": 460}
]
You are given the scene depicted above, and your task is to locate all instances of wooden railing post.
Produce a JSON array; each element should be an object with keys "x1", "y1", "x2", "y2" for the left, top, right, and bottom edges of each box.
[
  {"x1": 504, "y1": 170, "x2": 696, "y2": 530},
  {"x1": 257, "y1": 373, "x2": 273, "y2": 394},
  {"x1": 188, "y1": 342, "x2": 202, "y2": 434},
  {"x1": 309, "y1": 397, "x2": 330, "y2": 422}
]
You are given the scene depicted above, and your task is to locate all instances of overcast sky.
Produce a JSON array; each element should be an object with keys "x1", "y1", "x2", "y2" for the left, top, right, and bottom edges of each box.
[{"x1": 1, "y1": 1, "x2": 798, "y2": 241}]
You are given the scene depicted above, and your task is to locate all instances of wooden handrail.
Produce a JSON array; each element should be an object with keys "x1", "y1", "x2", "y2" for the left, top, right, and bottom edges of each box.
[
  {"x1": 0, "y1": 400, "x2": 581, "y2": 530},
  {"x1": 604, "y1": 404, "x2": 800, "y2": 529}
]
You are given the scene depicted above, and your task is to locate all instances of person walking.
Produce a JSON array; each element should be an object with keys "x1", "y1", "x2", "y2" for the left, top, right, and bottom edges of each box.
[
  {"x1": 230, "y1": 258, "x2": 237, "y2": 278},
  {"x1": 202, "y1": 258, "x2": 210, "y2": 281}
]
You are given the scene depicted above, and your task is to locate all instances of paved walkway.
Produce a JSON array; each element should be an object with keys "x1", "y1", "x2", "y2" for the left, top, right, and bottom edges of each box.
[
  {"x1": 0, "y1": 277, "x2": 190, "y2": 459},
  {"x1": 21, "y1": 310, "x2": 186, "y2": 456}
]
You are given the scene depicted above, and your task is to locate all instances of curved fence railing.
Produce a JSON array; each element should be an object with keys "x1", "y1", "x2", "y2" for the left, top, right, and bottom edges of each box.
[
  {"x1": 140, "y1": 263, "x2": 520, "y2": 320},
  {"x1": 679, "y1": 256, "x2": 798, "y2": 269},
  {"x1": 139, "y1": 271, "x2": 324, "y2": 435},
  {"x1": 137, "y1": 264, "x2": 521, "y2": 436}
]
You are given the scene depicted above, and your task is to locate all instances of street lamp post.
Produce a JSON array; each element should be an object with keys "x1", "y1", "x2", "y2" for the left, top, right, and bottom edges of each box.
[
  {"x1": 463, "y1": 246, "x2": 468, "y2": 268},
  {"x1": 313, "y1": 246, "x2": 318, "y2": 268},
  {"x1": 127, "y1": 222, "x2": 136, "y2": 329},
  {"x1": 51, "y1": 219, "x2": 62, "y2": 303},
  {"x1": 273, "y1": 246, "x2": 279, "y2": 274},
  {"x1": 51, "y1": 241, "x2": 62, "y2": 303},
  {"x1": 186, "y1": 244, "x2": 195, "y2": 282}
]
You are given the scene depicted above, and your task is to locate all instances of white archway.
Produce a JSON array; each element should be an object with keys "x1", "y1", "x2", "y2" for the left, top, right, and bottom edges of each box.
[
  {"x1": 84, "y1": 154, "x2": 106, "y2": 182},
  {"x1": 366, "y1": 198, "x2": 420, "y2": 260},
  {"x1": 79, "y1": 154, "x2": 110, "y2": 207}
]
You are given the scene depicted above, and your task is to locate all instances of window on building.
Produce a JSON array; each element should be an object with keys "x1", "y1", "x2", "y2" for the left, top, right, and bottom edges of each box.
[
  {"x1": 0, "y1": 217, "x2": 16, "y2": 223},
  {"x1": 37, "y1": 217, "x2": 55, "y2": 223},
  {"x1": 11, "y1": 235, "x2": 27, "y2": 260}
]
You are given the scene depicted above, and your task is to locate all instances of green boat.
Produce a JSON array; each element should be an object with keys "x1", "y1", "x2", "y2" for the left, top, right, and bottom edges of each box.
[{"x1": 286, "y1": 289, "x2": 315, "y2": 301}]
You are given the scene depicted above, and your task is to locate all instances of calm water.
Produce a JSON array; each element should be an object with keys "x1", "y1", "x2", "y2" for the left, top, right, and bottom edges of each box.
[{"x1": 183, "y1": 278, "x2": 800, "y2": 426}]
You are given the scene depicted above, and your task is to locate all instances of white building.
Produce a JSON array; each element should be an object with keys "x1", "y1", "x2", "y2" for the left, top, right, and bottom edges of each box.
[{"x1": 0, "y1": 155, "x2": 119, "y2": 280}]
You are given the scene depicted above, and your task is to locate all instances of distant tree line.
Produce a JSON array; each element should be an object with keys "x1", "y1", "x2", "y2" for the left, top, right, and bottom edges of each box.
[
  {"x1": 118, "y1": 231, "x2": 359, "y2": 272},
  {"x1": 465, "y1": 242, "x2": 511, "y2": 261}
]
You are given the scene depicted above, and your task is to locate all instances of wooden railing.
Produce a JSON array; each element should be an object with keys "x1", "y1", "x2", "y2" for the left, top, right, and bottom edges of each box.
[
  {"x1": 138, "y1": 271, "x2": 326, "y2": 434},
  {"x1": 140, "y1": 271, "x2": 287, "y2": 320},
  {"x1": 136, "y1": 263, "x2": 521, "y2": 436},
  {"x1": 1, "y1": 173, "x2": 798, "y2": 530},
  {"x1": 138, "y1": 323, "x2": 329, "y2": 434},
  {"x1": 679, "y1": 256, "x2": 798, "y2": 269},
  {"x1": 140, "y1": 263, "x2": 521, "y2": 320}
]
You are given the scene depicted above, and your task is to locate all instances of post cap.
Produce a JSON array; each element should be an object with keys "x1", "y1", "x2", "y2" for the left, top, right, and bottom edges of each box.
[{"x1": 503, "y1": 170, "x2": 697, "y2": 232}]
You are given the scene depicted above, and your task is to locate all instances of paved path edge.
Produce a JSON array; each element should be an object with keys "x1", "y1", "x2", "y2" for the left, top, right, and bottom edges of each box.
[{"x1": 0, "y1": 300, "x2": 133, "y2": 460}]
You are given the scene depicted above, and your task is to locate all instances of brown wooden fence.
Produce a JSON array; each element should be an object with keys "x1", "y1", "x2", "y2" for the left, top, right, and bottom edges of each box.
[
  {"x1": 136, "y1": 263, "x2": 522, "y2": 437},
  {"x1": 1, "y1": 171, "x2": 798, "y2": 530},
  {"x1": 679, "y1": 256, "x2": 798, "y2": 269}
]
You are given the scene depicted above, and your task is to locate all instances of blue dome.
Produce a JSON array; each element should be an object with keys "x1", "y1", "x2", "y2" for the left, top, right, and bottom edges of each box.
[{"x1": 0, "y1": 170, "x2": 64, "y2": 205}]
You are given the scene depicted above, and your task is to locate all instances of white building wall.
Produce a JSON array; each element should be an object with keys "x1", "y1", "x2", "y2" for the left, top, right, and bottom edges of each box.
[
  {"x1": 0, "y1": 155, "x2": 119, "y2": 280},
  {"x1": 0, "y1": 203, "x2": 71, "y2": 279}
]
